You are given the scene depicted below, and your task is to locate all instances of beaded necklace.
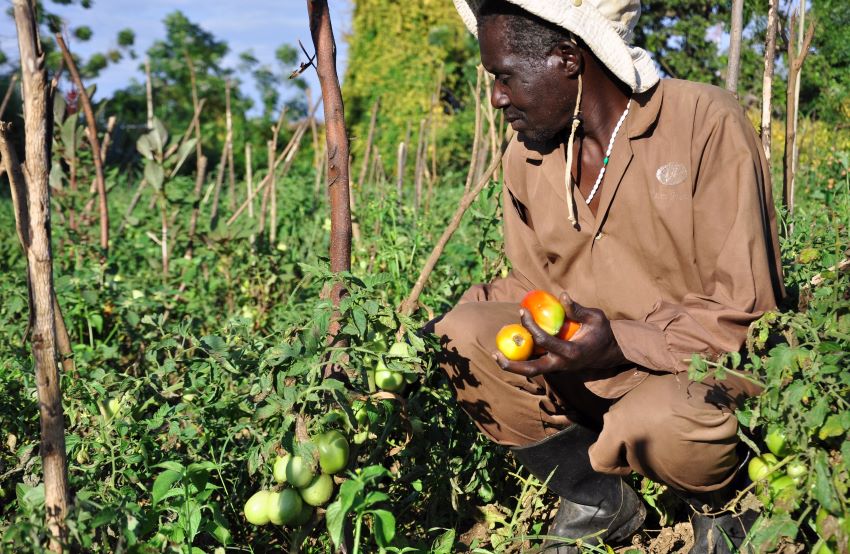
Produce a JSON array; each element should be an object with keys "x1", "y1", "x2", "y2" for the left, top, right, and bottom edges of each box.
[{"x1": 583, "y1": 100, "x2": 631, "y2": 204}]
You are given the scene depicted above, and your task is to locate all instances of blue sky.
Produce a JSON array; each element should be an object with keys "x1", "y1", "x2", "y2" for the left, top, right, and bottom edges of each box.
[{"x1": 1, "y1": 0, "x2": 352, "y2": 115}]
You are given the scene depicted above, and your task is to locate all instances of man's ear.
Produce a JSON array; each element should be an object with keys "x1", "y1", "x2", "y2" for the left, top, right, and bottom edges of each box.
[{"x1": 551, "y1": 40, "x2": 583, "y2": 78}]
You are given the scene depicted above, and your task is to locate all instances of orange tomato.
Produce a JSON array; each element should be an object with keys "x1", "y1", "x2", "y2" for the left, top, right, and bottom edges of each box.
[
  {"x1": 496, "y1": 324, "x2": 534, "y2": 361},
  {"x1": 520, "y1": 290, "x2": 566, "y2": 335},
  {"x1": 558, "y1": 319, "x2": 581, "y2": 341}
]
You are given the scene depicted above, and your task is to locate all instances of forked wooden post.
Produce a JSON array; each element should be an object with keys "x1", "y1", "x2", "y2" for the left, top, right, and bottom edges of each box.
[
  {"x1": 307, "y1": 0, "x2": 352, "y2": 281},
  {"x1": 12, "y1": 1, "x2": 69, "y2": 550}
]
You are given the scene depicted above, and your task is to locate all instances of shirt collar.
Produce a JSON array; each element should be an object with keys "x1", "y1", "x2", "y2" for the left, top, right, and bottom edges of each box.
[
  {"x1": 626, "y1": 79, "x2": 663, "y2": 139},
  {"x1": 518, "y1": 79, "x2": 663, "y2": 163}
]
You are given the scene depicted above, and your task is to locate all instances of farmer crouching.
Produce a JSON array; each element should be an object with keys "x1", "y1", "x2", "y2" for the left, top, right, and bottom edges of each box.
[{"x1": 428, "y1": 0, "x2": 785, "y2": 552}]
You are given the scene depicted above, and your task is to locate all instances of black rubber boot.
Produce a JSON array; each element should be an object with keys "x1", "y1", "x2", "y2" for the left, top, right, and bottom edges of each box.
[
  {"x1": 511, "y1": 424, "x2": 646, "y2": 553},
  {"x1": 685, "y1": 467, "x2": 758, "y2": 553}
]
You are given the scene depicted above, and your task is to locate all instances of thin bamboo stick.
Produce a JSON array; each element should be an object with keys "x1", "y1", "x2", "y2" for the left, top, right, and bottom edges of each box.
[
  {"x1": 245, "y1": 143, "x2": 254, "y2": 218},
  {"x1": 56, "y1": 34, "x2": 109, "y2": 256}
]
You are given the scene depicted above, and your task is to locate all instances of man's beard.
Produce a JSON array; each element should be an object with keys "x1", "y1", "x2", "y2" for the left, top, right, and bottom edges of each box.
[{"x1": 517, "y1": 127, "x2": 560, "y2": 155}]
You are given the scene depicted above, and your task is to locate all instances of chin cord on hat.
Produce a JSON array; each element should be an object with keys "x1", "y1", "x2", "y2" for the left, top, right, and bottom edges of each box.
[{"x1": 564, "y1": 73, "x2": 583, "y2": 229}]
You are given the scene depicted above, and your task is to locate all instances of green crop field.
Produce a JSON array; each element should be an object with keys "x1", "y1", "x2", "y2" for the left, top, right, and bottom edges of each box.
[{"x1": 0, "y1": 1, "x2": 848, "y2": 553}]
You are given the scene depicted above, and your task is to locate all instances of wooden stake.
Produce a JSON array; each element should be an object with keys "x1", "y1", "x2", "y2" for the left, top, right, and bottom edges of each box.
[
  {"x1": 246, "y1": 143, "x2": 254, "y2": 218},
  {"x1": 185, "y1": 155, "x2": 208, "y2": 260},
  {"x1": 225, "y1": 80, "x2": 236, "y2": 211},
  {"x1": 465, "y1": 67, "x2": 484, "y2": 194},
  {"x1": 357, "y1": 97, "x2": 380, "y2": 187},
  {"x1": 268, "y1": 139, "x2": 277, "y2": 244},
  {"x1": 11, "y1": 2, "x2": 69, "y2": 548},
  {"x1": 0, "y1": 73, "x2": 19, "y2": 120},
  {"x1": 144, "y1": 57, "x2": 154, "y2": 130},
  {"x1": 56, "y1": 33, "x2": 109, "y2": 257},
  {"x1": 725, "y1": 0, "x2": 744, "y2": 96},
  {"x1": 782, "y1": 5, "x2": 815, "y2": 222},
  {"x1": 760, "y1": 0, "x2": 779, "y2": 163},
  {"x1": 413, "y1": 118, "x2": 427, "y2": 215}
]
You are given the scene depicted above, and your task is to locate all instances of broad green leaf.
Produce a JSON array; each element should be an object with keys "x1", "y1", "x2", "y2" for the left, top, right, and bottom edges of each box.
[
  {"x1": 371, "y1": 509, "x2": 396, "y2": 545},
  {"x1": 170, "y1": 138, "x2": 197, "y2": 174},
  {"x1": 136, "y1": 134, "x2": 154, "y2": 160},
  {"x1": 144, "y1": 162, "x2": 164, "y2": 191},
  {"x1": 152, "y1": 469, "x2": 182, "y2": 505},
  {"x1": 431, "y1": 529, "x2": 456, "y2": 554},
  {"x1": 156, "y1": 460, "x2": 185, "y2": 472}
]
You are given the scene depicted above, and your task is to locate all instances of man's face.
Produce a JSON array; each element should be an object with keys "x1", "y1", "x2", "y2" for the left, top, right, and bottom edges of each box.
[{"x1": 478, "y1": 16, "x2": 576, "y2": 145}]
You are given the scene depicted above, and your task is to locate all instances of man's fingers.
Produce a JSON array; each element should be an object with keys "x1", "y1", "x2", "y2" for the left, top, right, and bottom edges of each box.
[
  {"x1": 559, "y1": 291, "x2": 585, "y2": 323},
  {"x1": 520, "y1": 308, "x2": 556, "y2": 346},
  {"x1": 493, "y1": 350, "x2": 557, "y2": 377}
]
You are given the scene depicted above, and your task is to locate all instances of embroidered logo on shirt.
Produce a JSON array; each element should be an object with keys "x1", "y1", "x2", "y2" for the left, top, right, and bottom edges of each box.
[{"x1": 655, "y1": 162, "x2": 688, "y2": 187}]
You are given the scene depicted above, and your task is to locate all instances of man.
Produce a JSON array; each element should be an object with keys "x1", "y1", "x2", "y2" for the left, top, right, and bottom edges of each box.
[{"x1": 432, "y1": 0, "x2": 785, "y2": 552}]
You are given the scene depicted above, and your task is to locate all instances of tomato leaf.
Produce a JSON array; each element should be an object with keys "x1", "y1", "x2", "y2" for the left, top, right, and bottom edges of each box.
[
  {"x1": 151, "y1": 469, "x2": 182, "y2": 505},
  {"x1": 371, "y1": 509, "x2": 396, "y2": 546}
]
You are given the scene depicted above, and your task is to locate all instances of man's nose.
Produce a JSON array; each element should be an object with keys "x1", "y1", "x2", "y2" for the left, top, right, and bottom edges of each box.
[{"x1": 491, "y1": 82, "x2": 510, "y2": 110}]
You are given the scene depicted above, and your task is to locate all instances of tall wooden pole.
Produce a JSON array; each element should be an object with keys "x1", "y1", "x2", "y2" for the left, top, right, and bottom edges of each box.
[
  {"x1": 725, "y1": 0, "x2": 744, "y2": 96},
  {"x1": 782, "y1": 4, "x2": 815, "y2": 222},
  {"x1": 760, "y1": 0, "x2": 779, "y2": 163},
  {"x1": 307, "y1": 0, "x2": 351, "y2": 280},
  {"x1": 12, "y1": 1, "x2": 69, "y2": 550}
]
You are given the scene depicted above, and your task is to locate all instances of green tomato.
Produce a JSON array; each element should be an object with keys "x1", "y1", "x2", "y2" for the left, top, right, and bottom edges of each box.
[
  {"x1": 273, "y1": 454, "x2": 290, "y2": 484},
  {"x1": 316, "y1": 430, "x2": 350, "y2": 475},
  {"x1": 375, "y1": 360, "x2": 405, "y2": 392},
  {"x1": 765, "y1": 429, "x2": 789, "y2": 457},
  {"x1": 747, "y1": 453, "x2": 779, "y2": 482},
  {"x1": 770, "y1": 475, "x2": 795, "y2": 495},
  {"x1": 389, "y1": 341, "x2": 412, "y2": 358},
  {"x1": 299, "y1": 473, "x2": 334, "y2": 506},
  {"x1": 266, "y1": 488, "x2": 302, "y2": 525},
  {"x1": 786, "y1": 460, "x2": 807, "y2": 483},
  {"x1": 353, "y1": 403, "x2": 369, "y2": 427},
  {"x1": 375, "y1": 369, "x2": 404, "y2": 392},
  {"x1": 244, "y1": 490, "x2": 271, "y2": 525},
  {"x1": 285, "y1": 455, "x2": 315, "y2": 488}
]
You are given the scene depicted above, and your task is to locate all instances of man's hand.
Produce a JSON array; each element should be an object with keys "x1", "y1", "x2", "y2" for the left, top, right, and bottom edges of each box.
[{"x1": 493, "y1": 292, "x2": 628, "y2": 377}]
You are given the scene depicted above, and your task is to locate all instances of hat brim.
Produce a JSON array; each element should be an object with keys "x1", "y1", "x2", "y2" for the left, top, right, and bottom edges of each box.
[{"x1": 453, "y1": 0, "x2": 658, "y2": 93}]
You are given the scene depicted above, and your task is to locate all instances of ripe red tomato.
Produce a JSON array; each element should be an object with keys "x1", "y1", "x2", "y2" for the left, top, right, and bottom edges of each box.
[
  {"x1": 496, "y1": 324, "x2": 534, "y2": 361},
  {"x1": 520, "y1": 290, "x2": 565, "y2": 335}
]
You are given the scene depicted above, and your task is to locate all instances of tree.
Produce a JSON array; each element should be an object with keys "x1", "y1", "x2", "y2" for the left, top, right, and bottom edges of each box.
[{"x1": 799, "y1": 0, "x2": 850, "y2": 123}]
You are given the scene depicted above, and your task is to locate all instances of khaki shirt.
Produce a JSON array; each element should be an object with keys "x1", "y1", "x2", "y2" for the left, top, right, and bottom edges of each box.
[{"x1": 464, "y1": 79, "x2": 784, "y2": 399}]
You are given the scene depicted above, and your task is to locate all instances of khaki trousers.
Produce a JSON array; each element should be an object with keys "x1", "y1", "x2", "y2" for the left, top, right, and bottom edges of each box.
[{"x1": 432, "y1": 300, "x2": 762, "y2": 494}]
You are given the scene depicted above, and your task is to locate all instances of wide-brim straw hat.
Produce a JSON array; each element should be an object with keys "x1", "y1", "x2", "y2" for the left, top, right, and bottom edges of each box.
[{"x1": 453, "y1": 0, "x2": 660, "y2": 93}]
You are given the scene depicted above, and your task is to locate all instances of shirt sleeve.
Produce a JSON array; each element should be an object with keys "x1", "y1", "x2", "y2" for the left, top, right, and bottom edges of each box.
[{"x1": 609, "y1": 103, "x2": 783, "y2": 373}]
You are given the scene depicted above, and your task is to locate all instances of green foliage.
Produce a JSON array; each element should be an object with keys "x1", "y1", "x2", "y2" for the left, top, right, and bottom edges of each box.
[
  {"x1": 802, "y1": 0, "x2": 850, "y2": 123},
  {"x1": 690, "y1": 138, "x2": 850, "y2": 552},
  {"x1": 344, "y1": 0, "x2": 479, "y2": 173}
]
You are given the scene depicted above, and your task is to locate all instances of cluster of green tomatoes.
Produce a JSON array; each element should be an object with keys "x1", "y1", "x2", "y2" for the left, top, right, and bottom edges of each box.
[
  {"x1": 748, "y1": 429, "x2": 849, "y2": 553},
  {"x1": 243, "y1": 430, "x2": 350, "y2": 527},
  {"x1": 369, "y1": 339, "x2": 419, "y2": 393}
]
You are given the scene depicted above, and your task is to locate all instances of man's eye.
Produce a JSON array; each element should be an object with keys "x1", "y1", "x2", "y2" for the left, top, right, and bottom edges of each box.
[{"x1": 497, "y1": 75, "x2": 510, "y2": 85}]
